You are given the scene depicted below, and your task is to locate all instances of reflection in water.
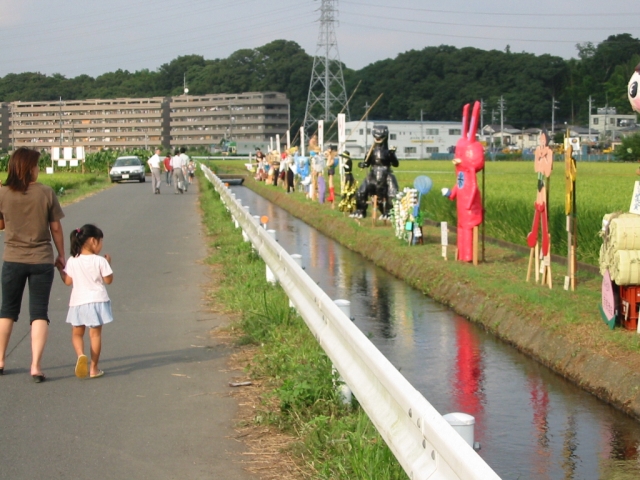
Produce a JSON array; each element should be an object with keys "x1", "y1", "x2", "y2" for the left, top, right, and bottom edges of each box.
[
  {"x1": 529, "y1": 376, "x2": 551, "y2": 479},
  {"x1": 451, "y1": 318, "x2": 485, "y2": 440},
  {"x1": 232, "y1": 186, "x2": 640, "y2": 479}
]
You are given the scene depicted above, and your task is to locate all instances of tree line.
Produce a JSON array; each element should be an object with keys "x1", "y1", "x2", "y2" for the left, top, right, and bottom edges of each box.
[{"x1": 0, "y1": 34, "x2": 638, "y2": 132}]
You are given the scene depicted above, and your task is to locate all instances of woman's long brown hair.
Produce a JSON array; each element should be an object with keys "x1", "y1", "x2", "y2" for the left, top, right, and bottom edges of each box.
[{"x1": 5, "y1": 148, "x2": 40, "y2": 193}]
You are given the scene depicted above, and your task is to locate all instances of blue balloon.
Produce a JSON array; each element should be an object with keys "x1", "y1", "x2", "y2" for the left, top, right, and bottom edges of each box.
[{"x1": 414, "y1": 175, "x2": 433, "y2": 195}]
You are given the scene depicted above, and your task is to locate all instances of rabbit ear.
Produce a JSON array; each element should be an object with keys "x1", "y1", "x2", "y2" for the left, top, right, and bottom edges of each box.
[
  {"x1": 461, "y1": 103, "x2": 470, "y2": 139},
  {"x1": 468, "y1": 101, "x2": 480, "y2": 140}
]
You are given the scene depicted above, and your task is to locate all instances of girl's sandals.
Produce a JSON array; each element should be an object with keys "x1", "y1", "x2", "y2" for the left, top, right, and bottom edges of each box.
[{"x1": 32, "y1": 374, "x2": 46, "y2": 383}]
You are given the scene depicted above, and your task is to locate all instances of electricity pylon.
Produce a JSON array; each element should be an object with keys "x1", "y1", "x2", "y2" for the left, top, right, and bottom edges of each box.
[{"x1": 303, "y1": 0, "x2": 350, "y2": 133}]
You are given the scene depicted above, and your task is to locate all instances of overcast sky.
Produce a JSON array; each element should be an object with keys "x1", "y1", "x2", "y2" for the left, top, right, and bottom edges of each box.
[{"x1": 0, "y1": 0, "x2": 639, "y2": 78}]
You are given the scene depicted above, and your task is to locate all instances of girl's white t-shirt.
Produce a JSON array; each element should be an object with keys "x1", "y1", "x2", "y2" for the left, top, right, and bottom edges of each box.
[{"x1": 64, "y1": 254, "x2": 113, "y2": 306}]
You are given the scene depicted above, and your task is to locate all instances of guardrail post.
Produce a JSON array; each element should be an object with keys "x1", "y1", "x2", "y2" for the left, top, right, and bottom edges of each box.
[
  {"x1": 333, "y1": 299, "x2": 353, "y2": 405},
  {"x1": 289, "y1": 254, "x2": 303, "y2": 308},
  {"x1": 443, "y1": 413, "x2": 480, "y2": 451},
  {"x1": 266, "y1": 229, "x2": 277, "y2": 284}
]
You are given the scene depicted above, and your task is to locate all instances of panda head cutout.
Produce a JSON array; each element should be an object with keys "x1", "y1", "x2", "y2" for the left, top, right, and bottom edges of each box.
[{"x1": 629, "y1": 63, "x2": 640, "y2": 113}]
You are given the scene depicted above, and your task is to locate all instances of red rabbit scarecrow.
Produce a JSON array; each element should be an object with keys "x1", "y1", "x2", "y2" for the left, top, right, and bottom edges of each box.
[{"x1": 441, "y1": 101, "x2": 484, "y2": 262}]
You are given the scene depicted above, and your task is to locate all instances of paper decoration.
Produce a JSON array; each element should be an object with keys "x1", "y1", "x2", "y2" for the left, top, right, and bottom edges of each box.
[
  {"x1": 58, "y1": 160, "x2": 66, "y2": 167},
  {"x1": 318, "y1": 120, "x2": 324, "y2": 152},
  {"x1": 300, "y1": 126, "x2": 305, "y2": 157},
  {"x1": 70, "y1": 159, "x2": 79, "y2": 167},
  {"x1": 52, "y1": 147, "x2": 60, "y2": 160},
  {"x1": 337, "y1": 113, "x2": 346, "y2": 153},
  {"x1": 441, "y1": 222, "x2": 448, "y2": 246},
  {"x1": 630, "y1": 181, "x2": 640, "y2": 215},
  {"x1": 75, "y1": 146, "x2": 85, "y2": 159},
  {"x1": 46, "y1": 167, "x2": 54, "y2": 174},
  {"x1": 63, "y1": 147, "x2": 72, "y2": 160}
]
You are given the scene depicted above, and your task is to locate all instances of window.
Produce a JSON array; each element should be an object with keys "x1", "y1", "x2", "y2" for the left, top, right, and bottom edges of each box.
[
  {"x1": 426, "y1": 129, "x2": 439, "y2": 135},
  {"x1": 610, "y1": 118, "x2": 615, "y2": 125},
  {"x1": 426, "y1": 147, "x2": 439, "y2": 153},
  {"x1": 359, "y1": 129, "x2": 363, "y2": 135},
  {"x1": 390, "y1": 134, "x2": 397, "y2": 140},
  {"x1": 404, "y1": 147, "x2": 417, "y2": 154},
  {"x1": 593, "y1": 118, "x2": 599, "y2": 125},
  {"x1": 449, "y1": 129, "x2": 461, "y2": 136},
  {"x1": 346, "y1": 129, "x2": 351, "y2": 135}
]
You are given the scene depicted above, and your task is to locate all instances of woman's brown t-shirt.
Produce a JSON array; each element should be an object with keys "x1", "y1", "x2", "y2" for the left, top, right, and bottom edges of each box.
[{"x1": 0, "y1": 183, "x2": 65, "y2": 264}]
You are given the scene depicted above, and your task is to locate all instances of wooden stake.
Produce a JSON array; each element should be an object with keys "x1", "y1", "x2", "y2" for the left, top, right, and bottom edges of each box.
[
  {"x1": 534, "y1": 242, "x2": 540, "y2": 284},
  {"x1": 371, "y1": 195, "x2": 377, "y2": 226},
  {"x1": 473, "y1": 226, "x2": 479, "y2": 266},
  {"x1": 527, "y1": 248, "x2": 534, "y2": 282}
]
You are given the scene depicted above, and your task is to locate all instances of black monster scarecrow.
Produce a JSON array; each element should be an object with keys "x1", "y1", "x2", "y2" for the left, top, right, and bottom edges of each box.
[{"x1": 352, "y1": 125, "x2": 399, "y2": 219}]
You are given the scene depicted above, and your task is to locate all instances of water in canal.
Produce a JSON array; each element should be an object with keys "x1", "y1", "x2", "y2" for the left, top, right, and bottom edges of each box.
[{"x1": 232, "y1": 186, "x2": 640, "y2": 479}]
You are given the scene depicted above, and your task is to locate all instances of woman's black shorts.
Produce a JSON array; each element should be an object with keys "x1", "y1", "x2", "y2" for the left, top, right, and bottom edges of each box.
[{"x1": 0, "y1": 262, "x2": 55, "y2": 323}]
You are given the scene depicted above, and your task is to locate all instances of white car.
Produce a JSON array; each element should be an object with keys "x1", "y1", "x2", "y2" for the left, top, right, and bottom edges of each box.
[{"x1": 109, "y1": 156, "x2": 146, "y2": 183}]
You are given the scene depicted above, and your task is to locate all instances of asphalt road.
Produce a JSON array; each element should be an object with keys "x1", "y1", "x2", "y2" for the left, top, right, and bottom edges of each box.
[{"x1": 0, "y1": 178, "x2": 254, "y2": 479}]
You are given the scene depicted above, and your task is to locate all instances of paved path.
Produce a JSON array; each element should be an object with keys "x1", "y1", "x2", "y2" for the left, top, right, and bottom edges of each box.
[{"x1": 0, "y1": 179, "x2": 254, "y2": 479}]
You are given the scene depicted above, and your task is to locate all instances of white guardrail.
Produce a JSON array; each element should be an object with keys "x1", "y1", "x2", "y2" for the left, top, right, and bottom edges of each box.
[{"x1": 201, "y1": 165, "x2": 501, "y2": 480}]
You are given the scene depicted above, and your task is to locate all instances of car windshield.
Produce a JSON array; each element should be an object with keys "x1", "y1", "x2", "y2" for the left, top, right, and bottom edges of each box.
[{"x1": 114, "y1": 158, "x2": 141, "y2": 167}]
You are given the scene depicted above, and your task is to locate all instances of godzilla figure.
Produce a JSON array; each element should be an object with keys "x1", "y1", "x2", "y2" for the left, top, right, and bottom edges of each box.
[{"x1": 352, "y1": 125, "x2": 399, "y2": 219}]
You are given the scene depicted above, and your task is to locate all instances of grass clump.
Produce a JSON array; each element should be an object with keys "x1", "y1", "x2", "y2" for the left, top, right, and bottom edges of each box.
[{"x1": 198, "y1": 172, "x2": 407, "y2": 479}]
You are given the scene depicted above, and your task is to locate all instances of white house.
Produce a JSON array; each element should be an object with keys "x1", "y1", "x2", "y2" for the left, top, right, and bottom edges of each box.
[{"x1": 343, "y1": 120, "x2": 462, "y2": 159}]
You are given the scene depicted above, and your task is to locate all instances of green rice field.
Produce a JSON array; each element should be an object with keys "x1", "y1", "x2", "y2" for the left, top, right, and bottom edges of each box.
[
  {"x1": 387, "y1": 160, "x2": 637, "y2": 266},
  {"x1": 213, "y1": 159, "x2": 638, "y2": 266}
]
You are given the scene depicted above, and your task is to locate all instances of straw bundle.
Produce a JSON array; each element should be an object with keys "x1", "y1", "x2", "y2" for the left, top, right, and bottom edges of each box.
[
  {"x1": 600, "y1": 212, "x2": 640, "y2": 284},
  {"x1": 610, "y1": 250, "x2": 640, "y2": 285}
]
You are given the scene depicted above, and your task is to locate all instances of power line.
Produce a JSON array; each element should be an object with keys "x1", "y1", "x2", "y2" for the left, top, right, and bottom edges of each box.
[
  {"x1": 341, "y1": 11, "x2": 639, "y2": 31},
  {"x1": 341, "y1": 0, "x2": 640, "y2": 17},
  {"x1": 340, "y1": 21, "x2": 619, "y2": 44}
]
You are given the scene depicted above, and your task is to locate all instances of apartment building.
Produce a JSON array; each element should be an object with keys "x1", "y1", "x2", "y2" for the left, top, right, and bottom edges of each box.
[
  {"x1": 170, "y1": 92, "x2": 289, "y2": 149},
  {"x1": 0, "y1": 103, "x2": 9, "y2": 150},
  {"x1": 5, "y1": 92, "x2": 290, "y2": 153},
  {"x1": 9, "y1": 97, "x2": 170, "y2": 152}
]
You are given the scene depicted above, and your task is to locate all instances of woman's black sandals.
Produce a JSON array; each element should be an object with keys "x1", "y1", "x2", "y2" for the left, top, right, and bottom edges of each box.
[{"x1": 32, "y1": 374, "x2": 45, "y2": 383}]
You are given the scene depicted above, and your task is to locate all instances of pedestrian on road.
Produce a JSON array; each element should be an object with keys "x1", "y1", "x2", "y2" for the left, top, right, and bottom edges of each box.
[
  {"x1": 163, "y1": 151, "x2": 173, "y2": 186},
  {"x1": 187, "y1": 159, "x2": 196, "y2": 186},
  {"x1": 0, "y1": 148, "x2": 66, "y2": 383},
  {"x1": 57, "y1": 224, "x2": 113, "y2": 379},
  {"x1": 171, "y1": 148, "x2": 186, "y2": 194},
  {"x1": 179, "y1": 147, "x2": 190, "y2": 192},
  {"x1": 148, "y1": 148, "x2": 163, "y2": 194}
]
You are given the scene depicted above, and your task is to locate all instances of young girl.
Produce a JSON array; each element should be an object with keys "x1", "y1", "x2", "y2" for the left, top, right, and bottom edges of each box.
[{"x1": 57, "y1": 224, "x2": 113, "y2": 379}]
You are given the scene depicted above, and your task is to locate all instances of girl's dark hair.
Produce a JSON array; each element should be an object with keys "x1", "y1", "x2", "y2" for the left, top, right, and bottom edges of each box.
[
  {"x1": 5, "y1": 148, "x2": 40, "y2": 193},
  {"x1": 70, "y1": 224, "x2": 104, "y2": 257}
]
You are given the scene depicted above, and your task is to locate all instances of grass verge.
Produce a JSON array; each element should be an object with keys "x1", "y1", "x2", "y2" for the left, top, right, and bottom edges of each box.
[
  {"x1": 198, "y1": 171, "x2": 407, "y2": 479},
  {"x1": 0, "y1": 172, "x2": 112, "y2": 206}
]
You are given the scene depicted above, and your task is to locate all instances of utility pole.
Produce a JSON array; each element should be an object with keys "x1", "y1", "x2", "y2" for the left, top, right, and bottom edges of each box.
[
  {"x1": 364, "y1": 101, "x2": 370, "y2": 155},
  {"x1": 498, "y1": 96, "x2": 505, "y2": 148},
  {"x1": 491, "y1": 109, "x2": 496, "y2": 160},
  {"x1": 303, "y1": 0, "x2": 350, "y2": 132},
  {"x1": 551, "y1": 96, "x2": 559, "y2": 137},
  {"x1": 480, "y1": 99, "x2": 484, "y2": 140},
  {"x1": 420, "y1": 109, "x2": 424, "y2": 160},
  {"x1": 589, "y1": 95, "x2": 592, "y2": 141}
]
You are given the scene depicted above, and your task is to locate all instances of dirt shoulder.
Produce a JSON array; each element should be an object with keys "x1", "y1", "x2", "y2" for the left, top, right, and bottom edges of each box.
[{"x1": 238, "y1": 176, "x2": 640, "y2": 420}]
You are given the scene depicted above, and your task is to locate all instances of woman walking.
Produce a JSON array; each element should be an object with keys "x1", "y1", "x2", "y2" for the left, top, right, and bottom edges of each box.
[{"x1": 0, "y1": 148, "x2": 66, "y2": 382}]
